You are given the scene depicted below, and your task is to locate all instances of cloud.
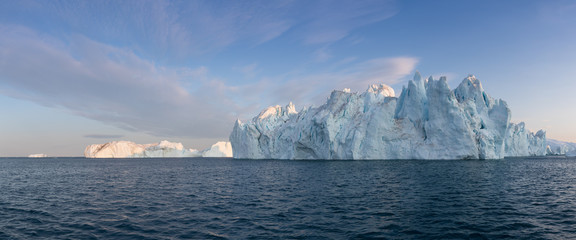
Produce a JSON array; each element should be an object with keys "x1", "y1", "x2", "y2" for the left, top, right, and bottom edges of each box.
[
  {"x1": 247, "y1": 57, "x2": 419, "y2": 108},
  {"x1": 174, "y1": 0, "x2": 397, "y2": 48},
  {"x1": 84, "y1": 134, "x2": 125, "y2": 139},
  {"x1": 0, "y1": 1, "x2": 293, "y2": 59},
  {"x1": 0, "y1": 25, "x2": 416, "y2": 140},
  {"x1": 1, "y1": 0, "x2": 398, "y2": 59},
  {"x1": 0, "y1": 25, "x2": 238, "y2": 138},
  {"x1": 297, "y1": 0, "x2": 398, "y2": 44}
]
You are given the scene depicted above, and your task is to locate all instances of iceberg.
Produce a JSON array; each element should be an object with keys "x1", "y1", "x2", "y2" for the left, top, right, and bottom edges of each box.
[
  {"x1": 28, "y1": 154, "x2": 48, "y2": 158},
  {"x1": 85, "y1": 141, "x2": 155, "y2": 158},
  {"x1": 202, "y1": 141, "x2": 233, "y2": 157},
  {"x1": 84, "y1": 140, "x2": 232, "y2": 158},
  {"x1": 230, "y1": 73, "x2": 547, "y2": 159},
  {"x1": 546, "y1": 139, "x2": 576, "y2": 155}
]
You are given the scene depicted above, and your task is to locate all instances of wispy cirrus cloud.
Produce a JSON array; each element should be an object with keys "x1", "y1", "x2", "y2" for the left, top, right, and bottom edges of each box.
[
  {"x1": 233, "y1": 57, "x2": 419, "y2": 112},
  {"x1": 0, "y1": 25, "x2": 417, "y2": 139},
  {"x1": 271, "y1": 57, "x2": 419, "y2": 105},
  {"x1": 0, "y1": 25, "x2": 238, "y2": 138},
  {"x1": 0, "y1": 0, "x2": 398, "y2": 59},
  {"x1": 296, "y1": 0, "x2": 398, "y2": 44}
]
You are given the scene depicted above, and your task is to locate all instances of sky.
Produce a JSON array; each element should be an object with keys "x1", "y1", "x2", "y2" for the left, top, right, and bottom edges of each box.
[{"x1": 0, "y1": 0, "x2": 575, "y2": 156}]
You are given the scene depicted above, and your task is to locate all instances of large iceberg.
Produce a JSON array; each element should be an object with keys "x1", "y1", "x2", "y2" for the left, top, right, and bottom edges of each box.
[
  {"x1": 230, "y1": 73, "x2": 547, "y2": 159},
  {"x1": 85, "y1": 140, "x2": 233, "y2": 158}
]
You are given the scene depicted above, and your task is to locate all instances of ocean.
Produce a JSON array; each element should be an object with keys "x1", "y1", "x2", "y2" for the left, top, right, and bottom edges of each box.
[{"x1": 1, "y1": 157, "x2": 575, "y2": 239}]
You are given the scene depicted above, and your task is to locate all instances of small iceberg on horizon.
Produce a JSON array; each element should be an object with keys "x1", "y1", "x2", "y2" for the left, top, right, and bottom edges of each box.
[{"x1": 28, "y1": 153, "x2": 48, "y2": 158}]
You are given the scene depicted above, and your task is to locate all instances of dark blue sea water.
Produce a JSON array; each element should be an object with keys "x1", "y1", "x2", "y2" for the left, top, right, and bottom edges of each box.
[{"x1": 1, "y1": 157, "x2": 576, "y2": 239}]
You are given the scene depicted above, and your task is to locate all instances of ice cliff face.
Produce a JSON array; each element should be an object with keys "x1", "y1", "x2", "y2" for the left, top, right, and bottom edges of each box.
[
  {"x1": 85, "y1": 140, "x2": 233, "y2": 158},
  {"x1": 230, "y1": 73, "x2": 547, "y2": 160}
]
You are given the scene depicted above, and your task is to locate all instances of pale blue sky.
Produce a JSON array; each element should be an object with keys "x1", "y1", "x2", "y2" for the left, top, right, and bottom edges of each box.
[{"x1": 0, "y1": 0, "x2": 575, "y2": 156}]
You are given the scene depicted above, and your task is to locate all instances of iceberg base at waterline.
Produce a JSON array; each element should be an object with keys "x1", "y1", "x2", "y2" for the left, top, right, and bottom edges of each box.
[{"x1": 84, "y1": 140, "x2": 232, "y2": 158}]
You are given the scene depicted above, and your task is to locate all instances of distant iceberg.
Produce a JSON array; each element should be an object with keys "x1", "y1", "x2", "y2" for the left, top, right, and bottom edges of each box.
[
  {"x1": 202, "y1": 141, "x2": 233, "y2": 157},
  {"x1": 84, "y1": 140, "x2": 232, "y2": 158},
  {"x1": 546, "y1": 139, "x2": 576, "y2": 156},
  {"x1": 28, "y1": 154, "x2": 48, "y2": 158},
  {"x1": 230, "y1": 73, "x2": 547, "y2": 160}
]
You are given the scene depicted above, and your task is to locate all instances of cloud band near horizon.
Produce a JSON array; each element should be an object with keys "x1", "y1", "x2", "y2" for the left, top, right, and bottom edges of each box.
[{"x1": 0, "y1": 24, "x2": 418, "y2": 139}]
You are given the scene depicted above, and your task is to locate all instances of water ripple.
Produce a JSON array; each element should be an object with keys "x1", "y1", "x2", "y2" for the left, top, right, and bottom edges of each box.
[{"x1": 1, "y1": 157, "x2": 576, "y2": 239}]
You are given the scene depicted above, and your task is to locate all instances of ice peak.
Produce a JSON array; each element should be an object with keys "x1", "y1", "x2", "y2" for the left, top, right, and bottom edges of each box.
[
  {"x1": 454, "y1": 74, "x2": 496, "y2": 111},
  {"x1": 156, "y1": 140, "x2": 184, "y2": 150},
  {"x1": 456, "y1": 74, "x2": 485, "y2": 97},
  {"x1": 286, "y1": 102, "x2": 298, "y2": 115},
  {"x1": 257, "y1": 103, "x2": 297, "y2": 120},
  {"x1": 367, "y1": 84, "x2": 395, "y2": 97},
  {"x1": 413, "y1": 71, "x2": 422, "y2": 82},
  {"x1": 258, "y1": 105, "x2": 283, "y2": 119},
  {"x1": 439, "y1": 76, "x2": 447, "y2": 83},
  {"x1": 463, "y1": 74, "x2": 481, "y2": 87}
]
